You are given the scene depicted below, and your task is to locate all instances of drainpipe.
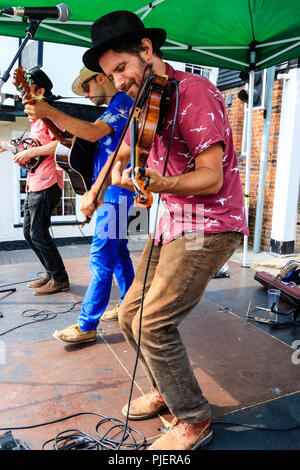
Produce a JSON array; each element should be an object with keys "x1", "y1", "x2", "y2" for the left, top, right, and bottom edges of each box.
[
  {"x1": 242, "y1": 69, "x2": 254, "y2": 267},
  {"x1": 253, "y1": 66, "x2": 275, "y2": 252}
]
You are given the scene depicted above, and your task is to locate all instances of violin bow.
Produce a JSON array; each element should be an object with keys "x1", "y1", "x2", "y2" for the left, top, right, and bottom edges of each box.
[{"x1": 85, "y1": 65, "x2": 156, "y2": 219}]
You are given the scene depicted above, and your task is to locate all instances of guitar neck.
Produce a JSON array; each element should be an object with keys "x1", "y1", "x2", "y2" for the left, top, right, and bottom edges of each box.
[
  {"x1": 0, "y1": 142, "x2": 17, "y2": 154},
  {"x1": 42, "y1": 118, "x2": 72, "y2": 143}
]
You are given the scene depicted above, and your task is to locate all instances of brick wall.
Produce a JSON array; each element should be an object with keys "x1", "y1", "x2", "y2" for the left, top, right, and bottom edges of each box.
[{"x1": 223, "y1": 80, "x2": 284, "y2": 252}]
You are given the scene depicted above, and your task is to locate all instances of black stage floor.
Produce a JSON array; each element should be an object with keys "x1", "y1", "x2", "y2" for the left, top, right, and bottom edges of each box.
[{"x1": 0, "y1": 251, "x2": 299, "y2": 452}]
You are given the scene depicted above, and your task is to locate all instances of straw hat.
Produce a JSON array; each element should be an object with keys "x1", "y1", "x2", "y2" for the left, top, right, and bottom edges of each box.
[{"x1": 71, "y1": 66, "x2": 98, "y2": 96}]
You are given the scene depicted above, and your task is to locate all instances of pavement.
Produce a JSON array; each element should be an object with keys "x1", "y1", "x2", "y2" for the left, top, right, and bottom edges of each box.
[
  {"x1": 0, "y1": 235, "x2": 299, "y2": 453},
  {"x1": 0, "y1": 234, "x2": 148, "y2": 265},
  {"x1": 231, "y1": 245, "x2": 300, "y2": 275},
  {"x1": 1, "y1": 234, "x2": 299, "y2": 273}
]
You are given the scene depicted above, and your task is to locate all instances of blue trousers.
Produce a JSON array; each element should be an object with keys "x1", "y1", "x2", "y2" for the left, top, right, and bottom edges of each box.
[{"x1": 77, "y1": 203, "x2": 135, "y2": 331}]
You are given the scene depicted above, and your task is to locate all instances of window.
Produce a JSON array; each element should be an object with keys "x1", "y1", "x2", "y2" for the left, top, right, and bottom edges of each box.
[
  {"x1": 185, "y1": 63, "x2": 219, "y2": 85},
  {"x1": 14, "y1": 165, "x2": 78, "y2": 224},
  {"x1": 12, "y1": 131, "x2": 78, "y2": 225},
  {"x1": 51, "y1": 174, "x2": 77, "y2": 221}
]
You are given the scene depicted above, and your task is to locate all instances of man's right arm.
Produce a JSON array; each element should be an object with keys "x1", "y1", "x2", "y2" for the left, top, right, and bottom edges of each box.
[
  {"x1": 24, "y1": 100, "x2": 112, "y2": 142},
  {"x1": 80, "y1": 139, "x2": 131, "y2": 220}
]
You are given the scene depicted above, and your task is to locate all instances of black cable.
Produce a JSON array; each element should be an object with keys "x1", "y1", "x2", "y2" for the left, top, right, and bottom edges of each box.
[
  {"x1": 34, "y1": 85, "x2": 182, "y2": 449},
  {"x1": 212, "y1": 419, "x2": 300, "y2": 433},
  {"x1": 0, "y1": 411, "x2": 146, "y2": 450},
  {"x1": 0, "y1": 271, "x2": 45, "y2": 289},
  {"x1": 0, "y1": 301, "x2": 82, "y2": 337},
  {"x1": 117, "y1": 79, "x2": 180, "y2": 449}
]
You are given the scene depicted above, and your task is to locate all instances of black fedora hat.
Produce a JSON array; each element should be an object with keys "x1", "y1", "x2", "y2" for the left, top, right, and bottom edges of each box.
[{"x1": 83, "y1": 10, "x2": 166, "y2": 72}]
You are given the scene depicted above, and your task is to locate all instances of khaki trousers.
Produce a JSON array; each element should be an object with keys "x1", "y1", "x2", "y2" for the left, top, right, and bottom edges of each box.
[{"x1": 118, "y1": 231, "x2": 242, "y2": 423}]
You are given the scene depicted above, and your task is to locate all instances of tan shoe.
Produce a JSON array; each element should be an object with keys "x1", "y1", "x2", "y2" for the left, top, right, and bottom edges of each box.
[
  {"x1": 27, "y1": 275, "x2": 50, "y2": 288},
  {"x1": 122, "y1": 388, "x2": 167, "y2": 420},
  {"x1": 33, "y1": 279, "x2": 70, "y2": 296},
  {"x1": 148, "y1": 417, "x2": 213, "y2": 450},
  {"x1": 101, "y1": 302, "x2": 120, "y2": 322},
  {"x1": 53, "y1": 324, "x2": 97, "y2": 344}
]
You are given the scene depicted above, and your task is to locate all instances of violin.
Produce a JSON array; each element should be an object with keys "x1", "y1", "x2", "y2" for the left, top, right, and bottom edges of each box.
[{"x1": 91, "y1": 65, "x2": 168, "y2": 216}]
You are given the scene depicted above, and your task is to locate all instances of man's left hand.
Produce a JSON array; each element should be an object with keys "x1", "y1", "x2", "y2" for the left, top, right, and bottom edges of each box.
[{"x1": 139, "y1": 167, "x2": 169, "y2": 193}]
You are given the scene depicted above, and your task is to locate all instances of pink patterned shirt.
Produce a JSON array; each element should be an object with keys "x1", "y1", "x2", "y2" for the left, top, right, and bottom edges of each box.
[
  {"x1": 26, "y1": 119, "x2": 63, "y2": 192},
  {"x1": 126, "y1": 63, "x2": 249, "y2": 245}
]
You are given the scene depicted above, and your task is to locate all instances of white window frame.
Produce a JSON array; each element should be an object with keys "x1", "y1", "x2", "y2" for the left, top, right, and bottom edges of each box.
[
  {"x1": 12, "y1": 130, "x2": 79, "y2": 224},
  {"x1": 51, "y1": 173, "x2": 78, "y2": 223},
  {"x1": 240, "y1": 69, "x2": 267, "y2": 157},
  {"x1": 185, "y1": 63, "x2": 219, "y2": 85}
]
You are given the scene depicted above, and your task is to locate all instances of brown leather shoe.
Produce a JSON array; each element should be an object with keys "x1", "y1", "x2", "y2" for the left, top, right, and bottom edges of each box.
[
  {"x1": 33, "y1": 279, "x2": 70, "y2": 296},
  {"x1": 27, "y1": 275, "x2": 50, "y2": 288},
  {"x1": 122, "y1": 388, "x2": 167, "y2": 420},
  {"x1": 148, "y1": 417, "x2": 213, "y2": 450}
]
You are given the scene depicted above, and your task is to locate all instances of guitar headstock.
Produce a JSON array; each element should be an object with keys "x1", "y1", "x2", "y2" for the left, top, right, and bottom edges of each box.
[{"x1": 13, "y1": 66, "x2": 33, "y2": 102}]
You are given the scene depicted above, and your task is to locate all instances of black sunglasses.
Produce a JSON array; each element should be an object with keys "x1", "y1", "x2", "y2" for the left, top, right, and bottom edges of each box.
[{"x1": 82, "y1": 75, "x2": 98, "y2": 93}]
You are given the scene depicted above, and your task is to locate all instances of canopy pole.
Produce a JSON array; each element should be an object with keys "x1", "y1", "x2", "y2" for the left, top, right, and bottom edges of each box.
[
  {"x1": 253, "y1": 66, "x2": 275, "y2": 252},
  {"x1": 242, "y1": 69, "x2": 255, "y2": 268}
]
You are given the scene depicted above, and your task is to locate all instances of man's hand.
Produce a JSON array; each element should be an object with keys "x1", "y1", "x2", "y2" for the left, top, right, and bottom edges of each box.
[
  {"x1": 111, "y1": 161, "x2": 134, "y2": 191},
  {"x1": 80, "y1": 188, "x2": 98, "y2": 223},
  {"x1": 13, "y1": 148, "x2": 37, "y2": 166},
  {"x1": 141, "y1": 167, "x2": 170, "y2": 193},
  {"x1": 24, "y1": 100, "x2": 52, "y2": 120}
]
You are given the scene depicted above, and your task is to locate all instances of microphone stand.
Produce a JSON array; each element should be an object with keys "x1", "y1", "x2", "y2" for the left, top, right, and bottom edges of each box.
[
  {"x1": 0, "y1": 18, "x2": 41, "y2": 106},
  {"x1": 0, "y1": 18, "x2": 40, "y2": 298}
]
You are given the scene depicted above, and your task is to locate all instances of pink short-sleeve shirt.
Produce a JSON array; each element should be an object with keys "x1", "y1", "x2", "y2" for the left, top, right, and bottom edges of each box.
[
  {"x1": 26, "y1": 119, "x2": 63, "y2": 192},
  {"x1": 126, "y1": 63, "x2": 249, "y2": 245}
]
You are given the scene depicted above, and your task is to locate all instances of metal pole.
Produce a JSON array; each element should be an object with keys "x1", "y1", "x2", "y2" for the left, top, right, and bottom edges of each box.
[
  {"x1": 253, "y1": 66, "x2": 275, "y2": 252},
  {"x1": 0, "y1": 20, "x2": 41, "y2": 103},
  {"x1": 242, "y1": 69, "x2": 254, "y2": 267}
]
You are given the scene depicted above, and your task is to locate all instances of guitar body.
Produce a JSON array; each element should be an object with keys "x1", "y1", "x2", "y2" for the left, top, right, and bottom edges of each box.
[
  {"x1": 0, "y1": 137, "x2": 44, "y2": 172},
  {"x1": 10, "y1": 137, "x2": 44, "y2": 172},
  {"x1": 55, "y1": 136, "x2": 95, "y2": 195}
]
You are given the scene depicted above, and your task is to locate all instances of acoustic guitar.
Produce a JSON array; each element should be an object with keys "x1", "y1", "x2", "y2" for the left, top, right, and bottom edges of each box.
[
  {"x1": 54, "y1": 136, "x2": 95, "y2": 195},
  {"x1": 13, "y1": 66, "x2": 95, "y2": 194}
]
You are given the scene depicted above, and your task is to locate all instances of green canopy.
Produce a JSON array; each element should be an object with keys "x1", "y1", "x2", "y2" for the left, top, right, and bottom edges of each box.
[{"x1": 0, "y1": 0, "x2": 299, "y2": 72}]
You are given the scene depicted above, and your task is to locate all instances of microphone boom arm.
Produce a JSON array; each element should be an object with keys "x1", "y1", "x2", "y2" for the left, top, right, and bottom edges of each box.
[{"x1": 0, "y1": 18, "x2": 41, "y2": 106}]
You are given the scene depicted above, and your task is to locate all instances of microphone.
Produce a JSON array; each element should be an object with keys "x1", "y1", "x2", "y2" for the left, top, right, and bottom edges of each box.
[
  {"x1": 1, "y1": 3, "x2": 71, "y2": 22},
  {"x1": 0, "y1": 92, "x2": 20, "y2": 101}
]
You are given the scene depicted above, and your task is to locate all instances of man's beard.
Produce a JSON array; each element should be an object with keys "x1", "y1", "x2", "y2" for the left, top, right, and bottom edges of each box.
[{"x1": 122, "y1": 54, "x2": 149, "y2": 98}]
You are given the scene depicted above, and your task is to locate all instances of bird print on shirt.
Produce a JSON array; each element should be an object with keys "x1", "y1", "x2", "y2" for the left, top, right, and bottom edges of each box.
[
  {"x1": 208, "y1": 88, "x2": 222, "y2": 102},
  {"x1": 216, "y1": 195, "x2": 233, "y2": 206},
  {"x1": 179, "y1": 103, "x2": 192, "y2": 123},
  {"x1": 190, "y1": 125, "x2": 207, "y2": 133}
]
